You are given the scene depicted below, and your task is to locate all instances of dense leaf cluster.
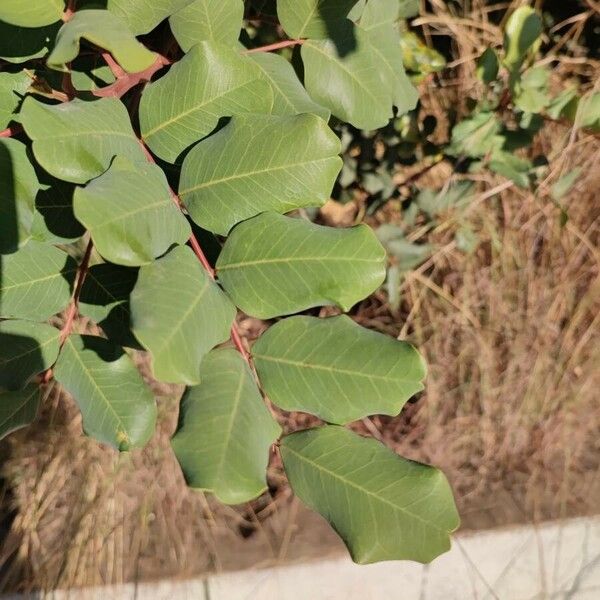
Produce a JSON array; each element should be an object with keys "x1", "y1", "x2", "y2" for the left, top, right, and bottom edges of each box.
[{"x1": 0, "y1": 0, "x2": 459, "y2": 563}]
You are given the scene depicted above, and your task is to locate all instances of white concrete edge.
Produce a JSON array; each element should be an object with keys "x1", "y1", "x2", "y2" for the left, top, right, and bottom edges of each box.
[{"x1": 4, "y1": 516, "x2": 600, "y2": 600}]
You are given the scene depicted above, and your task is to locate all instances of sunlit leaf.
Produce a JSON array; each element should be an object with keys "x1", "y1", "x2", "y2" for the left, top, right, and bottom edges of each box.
[
  {"x1": 551, "y1": 168, "x2": 581, "y2": 201},
  {"x1": 281, "y1": 425, "x2": 460, "y2": 563},
  {"x1": 179, "y1": 114, "x2": 341, "y2": 235},
  {"x1": 0, "y1": 70, "x2": 31, "y2": 129},
  {"x1": 21, "y1": 96, "x2": 145, "y2": 184},
  {"x1": 130, "y1": 245, "x2": 236, "y2": 385},
  {"x1": 74, "y1": 156, "x2": 190, "y2": 266},
  {"x1": 47, "y1": 9, "x2": 157, "y2": 74},
  {"x1": 249, "y1": 52, "x2": 330, "y2": 120},
  {"x1": 54, "y1": 334, "x2": 156, "y2": 451},
  {"x1": 170, "y1": 0, "x2": 243, "y2": 51},
  {"x1": 0, "y1": 241, "x2": 75, "y2": 321},
  {"x1": 0, "y1": 320, "x2": 60, "y2": 390},
  {"x1": 140, "y1": 41, "x2": 272, "y2": 162},
  {"x1": 172, "y1": 348, "x2": 281, "y2": 504},
  {"x1": 0, "y1": 0, "x2": 64, "y2": 28},
  {"x1": 503, "y1": 6, "x2": 542, "y2": 70},
  {"x1": 216, "y1": 212, "x2": 386, "y2": 319},
  {"x1": 253, "y1": 315, "x2": 426, "y2": 423}
]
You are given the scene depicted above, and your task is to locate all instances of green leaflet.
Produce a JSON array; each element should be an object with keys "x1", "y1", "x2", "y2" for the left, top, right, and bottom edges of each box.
[
  {"x1": 74, "y1": 156, "x2": 190, "y2": 266},
  {"x1": 503, "y1": 6, "x2": 542, "y2": 71},
  {"x1": 0, "y1": 138, "x2": 40, "y2": 254},
  {"x1": 0, "y1": 70, "x2": 31, "y2": 129},
  {"x1": 171, "y1": 348, "x2": 281, "y2": 504},
  {"x1": 0, "y1": 241, "x2": 75, "y2": 321},
  {"x1": 20, "y1": 96, "x2": 145, "y2": 184},
  {"x1": 281, "y1": 426, "x2": 460, "y2": 564},
  {"x1": 47, "y1": 10, "x2": 157, "y2": 74},
  {"x1": 216, "y1": 212, "x2": 386, "y2": 319},
  {"x1": 476, "y1": 47, "x2": 499, "y2": 84},
  {"x1": 79, "y1": 263, "x2": 139, "y2": 348},
  {"x1": 301, "y1": 23, "x2": 394, "y2": 130},
  {"x1": 0, "y1": 385, "x2": 40, "y2": 441},
  {"x1": 130, "y1": 245, "x2": 236, "y2": 385},
  {"x1": 0, "y1": 0, "x2": 64, "y2": 28},
  {"x1": 54, "y1": 335, "x2": 156, "y2": 451},
  {"x1": 179, "y1": 114, "x2": 342, "y2": 235},
  {"x1": 249, "y1": 52, "x2": 330, "y2": 120},
  {"x1": 169, "y1": 0, "x2": 244, "y2": 51},
  {"x1": 358, "y1": 0, "x2": 418, "y2": 116},
  {"x1": 489, "y1": 149, "x2": 532, "y2": 188},
  {"x1": 253, "y1": 315, "x2": 426, "y2": 424},
  {"x1": 278, "y1": 0, "x2": 359, "y2": 39},
  {"x1": 0, "y1": 21, "x2": 59, "y2": 64},
  {"x1": 100, "y1": 0, "x2": 197, "y2": 35},
  {"x1": 447, "y1": 111, "x2": 501, "y2": 158},
  {"x1": 0, "y1": 320, "x2": 60, "y2": 390},
  {"x1": 513, "y1": 67, "x2": 550, "y2": 114},
  {"x1": 140, "y1": 41, "x2": 273, "y2": 163}
]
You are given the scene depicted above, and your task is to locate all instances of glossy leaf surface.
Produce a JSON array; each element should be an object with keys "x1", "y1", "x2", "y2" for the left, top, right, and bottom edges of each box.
[
  {"x1": 253, "y1": 315, "x2": 426, "y2": 423},
  {"x1": 172, "y1": 348, "x2": 281, "y2": 504},
  {"x1": 179, "y1": 114, "x2": 341, "y2": 235},
  {"x1": 281, "y1": 426, "x2": 460, "y2": 563}
]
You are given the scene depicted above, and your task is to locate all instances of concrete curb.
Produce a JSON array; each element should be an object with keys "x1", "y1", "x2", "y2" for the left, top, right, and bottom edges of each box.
[{"x1": 5, "y1": 517, "x2": 600, "y2": 599}]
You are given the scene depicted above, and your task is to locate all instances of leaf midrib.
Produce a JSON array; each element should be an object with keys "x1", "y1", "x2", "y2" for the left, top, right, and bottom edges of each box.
[
  {"x1": 283, "y1": 443, "x2": 446, "y2": 534},
  {"x1": 218, "y1": 255, "x2": 382, "y2": 271},
  {"x1": 180, "y1": 156, "x2": 336, "y2": 196}
]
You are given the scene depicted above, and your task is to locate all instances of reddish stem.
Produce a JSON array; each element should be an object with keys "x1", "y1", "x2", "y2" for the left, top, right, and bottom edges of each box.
[
  {"x1": 62, "y1": 0, "x2": 76, "y2": 21},
  {"x1": 244, "y1": 39, "x2": 305, "y2": 54},
  {"x1": 0, "y1": 124, "x2": 22, "y2": 138},
  {"x1": 59, "y1": 240, "x2": 94, "y2": 345},
  {"x1": 137, "y1": 139, "x2": 249, "y2": 362}
]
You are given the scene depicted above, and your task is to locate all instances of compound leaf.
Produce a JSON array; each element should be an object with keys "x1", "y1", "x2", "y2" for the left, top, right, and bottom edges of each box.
[
  {"x1": 170, "y1": 0, "x2": 244, "y2": 51},
  {"x1": 301, "y1": 23, "x2": 394, "y2": 130},
  {"x1": 281, "y1": 426, "x2": 460, "y2": 564},
  {"x1": 21, "y1": 96, "x2": 145, "y2": 184},
  {"x1": 278, "y1": 0, "x2": 359, "y2": 38},
  {"x1": 0, "y1": 320, "x2": 60, "y2": 390},
  {"x1": 171, "y1": 348, "x2": 281, "y2": 504},
  {"x1": 253, "y1": 315, "x2": 425, "y2": 424},
  {"x1": 0, "y1": 0, "x2": 64, "y2": 28},
  {"x1": 54, "y1": 334, "x2": 156, "y2": 451},
  {"x1": 0, "y1": 241, "x2": 75, "y2": 321},
  {"x1": 0, "y1": 385, "x2": 40, "y2": 441},
  {"x1": 216, "y1": 212, "x2": 386, "y2": 319},
  {"x1": 249, "y1": 52, "x2": 330, "y2": 120},
  {"x1": 79, "y1": 262, "x2": 139, "y2": 348},
  {"x1": 47, "y1": 9, "x2": 157, "y2": 74},
  {"x1": 130, "y1": 245, "x2": 237, "y2": 385},
  {"x1": 74, "y1": 156, "x2": 190, "y2": 266},
  {"x1": 140, "y1": 41, "x2": 272, "y2": 163},
  {"x1": 0, "y1": 138, "x2": 40, "y2": 254},
  {"x1": 179, "y1": 114, "x2": 342, "y2": 235}
]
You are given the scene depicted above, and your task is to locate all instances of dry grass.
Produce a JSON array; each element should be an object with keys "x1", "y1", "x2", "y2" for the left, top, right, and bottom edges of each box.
[{"x1": 1, "y1": 0, "x2": 599, "y2": 593}]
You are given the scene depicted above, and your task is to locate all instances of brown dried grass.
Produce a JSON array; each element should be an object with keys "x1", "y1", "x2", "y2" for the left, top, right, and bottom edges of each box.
[{"x1": 1, "y1": 0, "x2": 599, "y2": 592}]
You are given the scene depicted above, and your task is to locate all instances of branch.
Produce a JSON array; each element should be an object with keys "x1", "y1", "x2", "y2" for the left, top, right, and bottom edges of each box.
[
  {"x1": 244, "y1": 39, "x2": 305, "y2": 54},
  {"x1": 137, "y1": 140, "x2": 250, "y2": 362},
  {"x1": 0, "y1": 124, "x2": 22, "y2": 138}
]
